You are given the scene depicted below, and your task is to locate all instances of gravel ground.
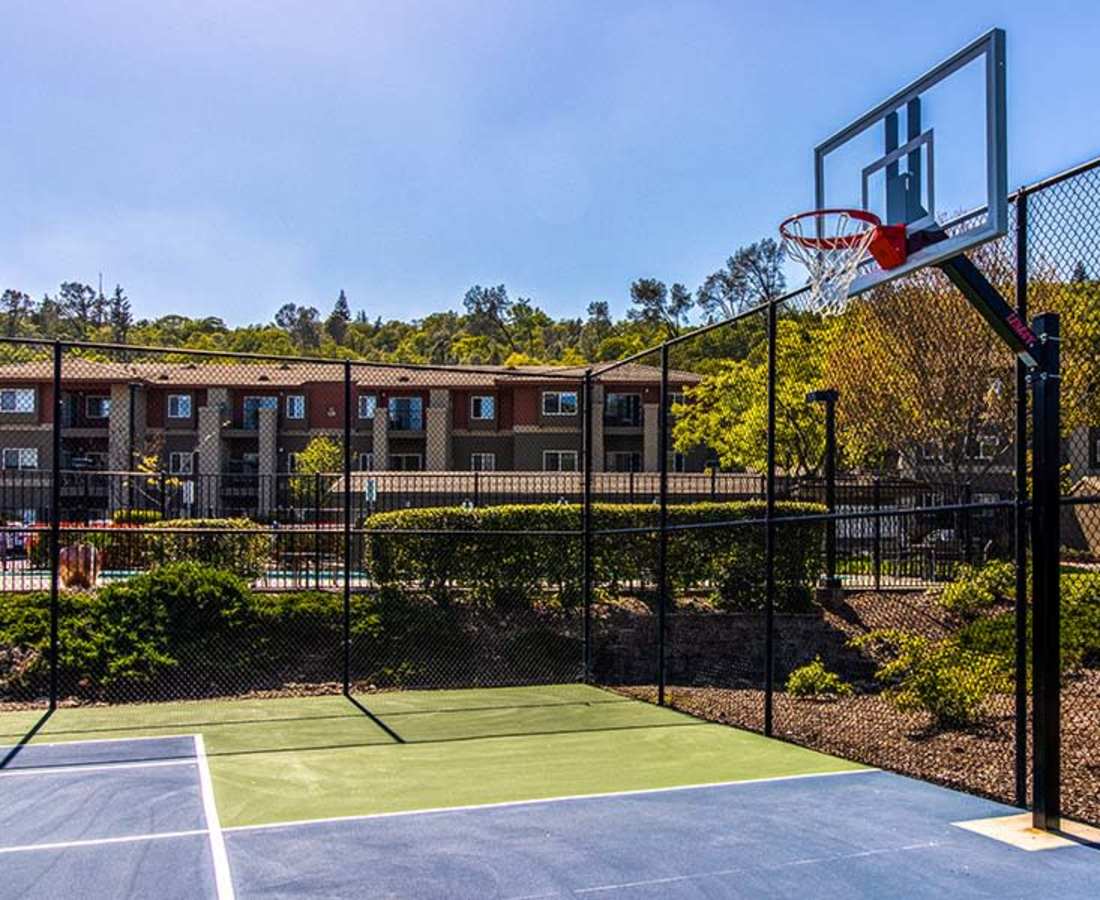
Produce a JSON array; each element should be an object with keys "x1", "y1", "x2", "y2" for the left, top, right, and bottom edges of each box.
[{"x1": 616, "y1": 669, "x2": 1099, "y2": 830}]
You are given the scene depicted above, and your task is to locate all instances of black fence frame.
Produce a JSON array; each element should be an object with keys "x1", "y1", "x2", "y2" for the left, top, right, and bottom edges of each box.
[{"x1": 4, "y1": 153, "x2": 1100, "y2": 832}]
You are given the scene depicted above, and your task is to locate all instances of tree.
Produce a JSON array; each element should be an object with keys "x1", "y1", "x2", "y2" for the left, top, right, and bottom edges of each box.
[
  {"x1": 108, "y1": 285, "x2": 132, "y2": 342},
  {"x1": 1072, "y1": 260, "x2": 1089, "y2": 283},
  {"x1": 822, "y1": 258, "x2": 1016, "y2": 485},
  {"x1": 697, "y1": 238, "x2": 786, "y2": 321},
  {"x1": 673, "y1": 317, "x2": 827, "y2": 475},
  {"x1": 325, "y1": 289, "x2": 351, "y2": 344},
  {"x1": 1, "y1": 289, "x2": 32, "y2": 336},
  {"x1": 58, "y1": 282, "x2": 97, "y2": 337},
  {"x1": 290, "y1": 436, "x2": 343, "y2": 507},
  {"x1": 275, "y1": 303, "x2": 322, "y2": 349},
  {"x1": 463, "y1": 284, "x2": 516, "y2": 352},
  {"x1": 627, "y1": 278, "x2": 693, "y2": 338}
]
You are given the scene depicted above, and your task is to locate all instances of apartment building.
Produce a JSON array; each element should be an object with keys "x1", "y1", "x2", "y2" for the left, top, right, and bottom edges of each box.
[{"x1": 0, "y1": 358, "x2": 707, "y2": 517}]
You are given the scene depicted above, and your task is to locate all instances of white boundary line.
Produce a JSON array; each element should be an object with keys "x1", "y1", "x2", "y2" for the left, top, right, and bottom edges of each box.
[
  {"x1": 194, "y1": 735, "x2": 236, "y2": 900},
  {"x1": 0, "y1": 758, "x2": 197, "y2": 778},
  {"x1": 0, "y1": 829, "x2": 208, "y2": 855},
  {"x1": 225, "y1": 767, "x2": 876, "y2": 834},
  {"x1": 0, "y1": 732, "x2": 199, "y2": 751}
]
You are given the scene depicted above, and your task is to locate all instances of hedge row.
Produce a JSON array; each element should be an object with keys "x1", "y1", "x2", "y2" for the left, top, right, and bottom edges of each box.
[
  {"x1": 0, "y1": 562, "x2": 580, "y2": 701},
  {"x1": 364, "y1": 501, "x2": 826, "y2": 611}
]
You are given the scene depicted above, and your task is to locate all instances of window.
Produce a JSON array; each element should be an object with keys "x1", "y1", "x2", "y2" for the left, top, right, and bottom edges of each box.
[
  {"x1": 243, "y1": 396, "x2": 278, "y2": 429},
  {"x1": 286, "y1": 452, "x2": 299, "y2": 473},
  {"x1": 388, "y1": 397, "x2": 423, "y2": 431},
  {"x1": 358, "y1": 395, "x2": 377, "y2": 419},
  {"x1": 471, "y1": 396, "x2": 495, "y2": 420},
  {"x1": 669, "y1": 392, "x2": 686, "y2": 408},
  {"x1": 286, "y1": 395, "x2": 306, "y2": 420},
  {"x1": 606, "y1": 451, "x2": 641, "y2": 472},
  {"x1": 388, "y1": 453, "x2": 422, "y2": 471},
  {"x1": 604, "y1": 393, "x2": 641, "y2": 427},
  {"x1": 1, "y1": 448, "x2": 38, "y2": 469},
  {"x1": 167, "y1": 394, "x2": 192, "y2": 419},
  {"x1": 168, "y1": 452, "x2": 193, "y2": 475},
  {"x1": 542, "y1": 391, "x2": 578, "y2": 416},
  {"x1": 471, "y1": 452, "x2": 496, "y2": 471},
  {"x1": 543, "y1": 450, "x2": 578, "y2": 472},
  {"x1": 966, "y1": 435, "x2": 999, "y2": 461},
  {"x1": 667, "y1": 451, "x2": 687, "y2": 473},
  {"x1": 358, "y1": 452, "x2": 374, "y2": 471},
  {"x1": 0, "y1": 388, "x2": 35, "y2": 414},
  {"x1": 85, "y1": 396, "x2": 111, "y2": 419}
]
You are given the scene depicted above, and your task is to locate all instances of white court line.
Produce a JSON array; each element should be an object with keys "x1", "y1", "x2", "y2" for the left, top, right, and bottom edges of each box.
[
  {"x1": 225, "y1": 767, "x2": 876, "y2": 834},
  {"x1": 0, "y1": 758, "x2": 197, "y2": 778},
  {"x1": 0, "y1": 732, "x2": 199, "y2": 752},
  {"x1": 195, "y1": 734, "x2": 236, "y2": 900},
  {"x1": 0, "y1": 829, "x2": 208, "y2": 855},
  {"x1": 507, "y1": 840, "x2": 946, "y2": 898}
]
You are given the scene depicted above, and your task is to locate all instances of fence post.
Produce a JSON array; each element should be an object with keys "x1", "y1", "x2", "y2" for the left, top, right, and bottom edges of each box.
[
  {"x1": 342, "y1": 361, "x2": 353, "y2": 696},
  {"x1": 1030, "y1": 311, "x2": 1061, "y2": 831},
  {"x1": 764, "y1": 301, "x2": 777, "y2": 736},
  {"x1": 49, "y1": 341, "x2": 62, "y2": 710},
  {"x1": 1014, "y1": 187, "x2": 1030, "y2": 808},
  {"x1": 314, "y1": 472, "x2": 322, "y2": 590},
  {"x1": 961, "y1": 481, "x2": 973, "y2": 565},
  {"x1": 657, "y1": 346, "x2": 670, "y2": 706},
  {"x1": 872, "y1": 478, "x2": 882, "y2": 592},
  {"x1": 582, "y1": 370, "x2": 594, "y2": 682}
]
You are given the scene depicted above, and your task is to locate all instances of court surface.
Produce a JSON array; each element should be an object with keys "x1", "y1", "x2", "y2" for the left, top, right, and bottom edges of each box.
[{"x1": 2, "y1": 684, "x2": 1098, "y2": 898}]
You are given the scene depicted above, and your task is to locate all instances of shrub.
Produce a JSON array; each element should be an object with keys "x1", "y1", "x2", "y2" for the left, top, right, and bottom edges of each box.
[
  {"x1": 363, "y1": 501, "x2": 825, "y2": 612},
  {"x1": 939, "y1": 560, "x2": 1015, "y2": 618},
  {"x1": 112, "y1": 509, "x2": 163, "y2": 525},
  {"x1": 787, "y1": 656, "x2": 852, "y2": 699},
  {"x1": 143, "y1": 518, "x2": 274, "y2": 579},
  {"x1": 851, "y1": 629, "x2": 1011, "y2": 727}
]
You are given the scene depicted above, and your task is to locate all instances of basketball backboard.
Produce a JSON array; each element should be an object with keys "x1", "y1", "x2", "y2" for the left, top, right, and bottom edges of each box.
[{"x1": 813, "y1": 28, "x2": 1006, "y2": 297}]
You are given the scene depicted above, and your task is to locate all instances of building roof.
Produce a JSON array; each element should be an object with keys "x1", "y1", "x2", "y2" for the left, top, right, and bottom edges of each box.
[{"x1": 0, "y1": 358, "x2": 700, "y2": 389}]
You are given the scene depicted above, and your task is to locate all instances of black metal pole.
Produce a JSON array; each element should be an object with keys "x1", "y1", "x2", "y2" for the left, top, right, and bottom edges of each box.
[
  {"x1": 764, "y1": 301, "x2": 777, "y2": 736},
  {"x1": 807, "y1": 389, "x2": 839, "y2": 588},
  {"x1": 1030, "y1": 312, "x2": 1060, "y2": 831},
  {"x1": 342, "y1": 361, "x2": 353, "y2": 696},
  {"x1": 872, "y1": 478, "x2": 882, "y2": 591},
  {"x1": 582, "y1": 371, "x2": 594, "y2": 682},
  {"x1": 314, "y1": 471, "x2": 322, "y2": 590},
  {"x1": 657, "y1": 346, "x2": 670, "y2": 706},
  {"x1": 1013, "y1": 188, "x2": 1030, "y2": 809},
  {"x1": 48, "y1": 341, "x2": 62, "y2": 710}
]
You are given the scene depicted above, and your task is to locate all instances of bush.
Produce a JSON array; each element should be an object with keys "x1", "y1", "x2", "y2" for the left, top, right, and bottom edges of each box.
[
  {"x1": 112, "y1": 509, "x2": 163, "y2": 525},
  {"x1": 143, "y1": 518, "x2": 274, "y2": 579},
  {"x1": 939, "y1": 560, "x2": 1015, "y2": 618},
  {"x1": 787, "y1": 656, "x2": 852, "y2": 699},
  {"x1": 363, "y1": 501, "x2": 825, "y2": 611},
  {"x1": 851, "y1": 629, "x2": 1011, "y2": 727}
]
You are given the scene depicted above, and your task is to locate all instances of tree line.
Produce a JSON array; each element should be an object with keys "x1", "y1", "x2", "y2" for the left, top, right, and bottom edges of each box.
[{"x1": 0, "y1": 241, "x2": 788, "y2": 367}]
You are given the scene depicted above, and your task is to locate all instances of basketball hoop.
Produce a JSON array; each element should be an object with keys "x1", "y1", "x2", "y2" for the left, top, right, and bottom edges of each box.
[{"x1": 779, "y1": 209, "x2": 908, "y2": 315}]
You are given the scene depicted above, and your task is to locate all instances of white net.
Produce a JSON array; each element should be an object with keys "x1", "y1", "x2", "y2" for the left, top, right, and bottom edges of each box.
[{"x1": 781, "y1": 212, "x2": 878, "y2": 315}]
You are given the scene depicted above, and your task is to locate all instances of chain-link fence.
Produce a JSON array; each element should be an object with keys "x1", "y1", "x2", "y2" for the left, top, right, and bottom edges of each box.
[{"x1": 1, "y1": 153, "x2": 1097, "y2": 827}]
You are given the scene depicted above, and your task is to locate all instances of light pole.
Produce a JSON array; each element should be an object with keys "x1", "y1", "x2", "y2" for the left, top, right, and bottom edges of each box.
[{"x1": 806, "y1": 389, "x2": 840, "y2": 590}]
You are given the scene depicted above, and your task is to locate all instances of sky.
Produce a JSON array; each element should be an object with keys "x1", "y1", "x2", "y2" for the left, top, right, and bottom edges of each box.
[{"x1": 2, "y1": 1, "x2": 1099, "y2": 326}]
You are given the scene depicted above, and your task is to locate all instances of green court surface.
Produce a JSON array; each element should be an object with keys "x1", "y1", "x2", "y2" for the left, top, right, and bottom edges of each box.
[{"x1": 0, "y1": 684, "x2": 863, "y2": 828}]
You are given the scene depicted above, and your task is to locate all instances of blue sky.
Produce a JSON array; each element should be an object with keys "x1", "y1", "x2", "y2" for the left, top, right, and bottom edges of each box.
[{"x1": 2, "y1": 1, "x2": 1098, "y2": 325}]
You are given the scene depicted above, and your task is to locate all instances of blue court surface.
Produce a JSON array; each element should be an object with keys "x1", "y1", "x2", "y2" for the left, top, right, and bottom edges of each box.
[{"x1": 1, "y1": 735, "x2": 1099, "y2": 899}]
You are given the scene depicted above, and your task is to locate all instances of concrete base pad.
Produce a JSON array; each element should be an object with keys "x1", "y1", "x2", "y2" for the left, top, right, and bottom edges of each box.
[{"x1": 953, "y1": 813, "x2": 1100, "y2": 851}]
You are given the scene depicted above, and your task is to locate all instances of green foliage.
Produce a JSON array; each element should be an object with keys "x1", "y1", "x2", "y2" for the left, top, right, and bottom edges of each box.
[
  {"x1": 289, "y1": 437, "x2": 343, "y2": 507},
  {"x1": 143, "y1": 518, "x2": 274, "y2": 578},
  {"x1": 111, "y1": 509, "x2": 163, "y2": 525},
  {"x1": 672, "y1": 317, "x2": 828, "y2": 476},
  {"x1": 364, "y1": 501, "x2": 825, "y2": 611},
  {"x1": 851, "y1": 629, "x2": 1011, "y2": 727},
  {"x1": 939, "y1": 560, "x2": 1015, "y2": 618},
  {"x1": 786, "y1": 656, "x2": 852, "y2": 699}
]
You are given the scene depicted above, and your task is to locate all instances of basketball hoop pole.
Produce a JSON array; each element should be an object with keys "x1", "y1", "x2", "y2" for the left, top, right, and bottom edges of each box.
[{"x1": 936, "y1": 250, "x2": 1061, "y2": 833}]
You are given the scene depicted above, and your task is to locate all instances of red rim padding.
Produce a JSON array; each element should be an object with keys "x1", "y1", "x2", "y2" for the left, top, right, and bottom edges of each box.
[{"x1": 780, "y1": 208, "x2": 909, "y2": 269}]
